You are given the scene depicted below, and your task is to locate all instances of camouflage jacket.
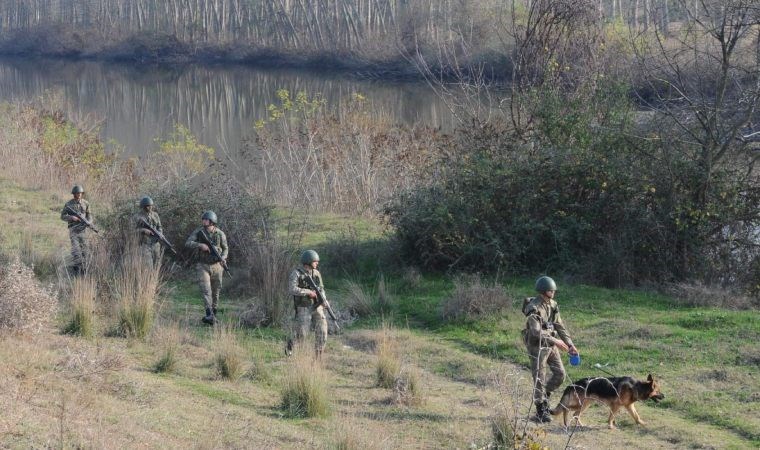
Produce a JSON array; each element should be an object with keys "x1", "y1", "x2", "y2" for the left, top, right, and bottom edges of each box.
[
  {"x1": 60, "y1": 199, "x2": 92, "y2": 232},
  {"x1": 133, "y1": 210, "x2": 163, "y2": 246},
  {"x1": 523, "y1": 296, "x2": 574, "y2": 348},
  {"x1": 185, "y1": 226, "x2": 228, "y2": 265},
  {"x1": 289, "y1": 267, "x2": 325, "y2": 308}
]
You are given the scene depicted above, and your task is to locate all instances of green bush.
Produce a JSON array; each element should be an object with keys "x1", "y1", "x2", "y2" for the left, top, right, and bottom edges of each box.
[{"x1": 386, "y1": 79, "x2": 760, "y2": 291}]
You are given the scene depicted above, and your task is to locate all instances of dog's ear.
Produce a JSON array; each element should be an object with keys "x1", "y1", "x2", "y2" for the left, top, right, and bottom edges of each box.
[{"x1": 647, "y1": 374, "x2": 654, "y2": 383}]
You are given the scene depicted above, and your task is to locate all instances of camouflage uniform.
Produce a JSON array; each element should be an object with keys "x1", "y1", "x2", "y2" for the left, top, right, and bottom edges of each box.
[
  {"x1": 60, "y1": 198, "x2": 91, "y2": 270},
  {"x1": 134, "y1": 209, "x2": 163, "y2": 266},
  {"x1": 185, "y1": 226, "x2": 228, "y2": 313},
  {"x1": 523, "y1": 296, "x2": 574, "y2": 406},
  {"x1": 288, "y1": 267, "x2": 328, "y2": 357}
]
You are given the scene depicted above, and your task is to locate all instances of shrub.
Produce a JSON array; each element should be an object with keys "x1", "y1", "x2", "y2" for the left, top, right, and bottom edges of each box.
[
  {"x1": 0, "y1": 257, "x2": 57, "y2": 334},
  {"x1": 63, "y1": 275, "x2": 97, "y2": 337},
  {"x1": 375, "y1": 323, "x2": 400, "y2": 389},
  {"x1": 440, "y1": 274, "x2": 509, "y2": 321},
  {"x1": 280, "y1": 348, "x2": 330, "y2": 418},
  {"x1": 212, "y1": 324, "x2": 246, "y2": 381}
]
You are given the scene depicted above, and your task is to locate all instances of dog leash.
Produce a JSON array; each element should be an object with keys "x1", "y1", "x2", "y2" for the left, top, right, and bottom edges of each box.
[{"x1": 593, "y1": 363, "x2": 617, "y2": 377}]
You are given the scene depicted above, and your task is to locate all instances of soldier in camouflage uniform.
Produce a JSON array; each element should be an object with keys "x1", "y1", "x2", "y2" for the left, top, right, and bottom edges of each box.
[
  {"x1": 134, "y1": 196, "x2": 163, "y2": 267},
  {"x1": 286, "y1": 250, "x2": 328, "y2": 359},
  {"x1": 60, "y1": 185, "x2": 92, "y2": 275},
  {"x1": 522, "y1": 276, "x2": 579, "y2": 423},
  {"x1": 185, "y1": 211, "x2": 228, "y2": 325}
]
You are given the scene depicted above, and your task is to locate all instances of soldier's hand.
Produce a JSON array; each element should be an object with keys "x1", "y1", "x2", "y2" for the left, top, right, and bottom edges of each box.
[
  {"x1": 142, "y1": 229, "x2": 154, "y2": 236},
  {"x1": 307, "y1": 290, "x2": 317, "y2": 299},
  {"x1": 199, "y1": 243, "x2": 210, "y2": 252},
  {"x1": 71, "y1": 216, "x2": 81, "y2": 222},
  {"x1": 568, "y1": 345, "x2": 578, "y2": 355}
]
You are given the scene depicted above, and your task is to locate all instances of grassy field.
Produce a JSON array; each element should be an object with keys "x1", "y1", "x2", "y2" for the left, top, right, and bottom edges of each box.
[{"x1": 0, "y1": 178, "x2": 758, "y2": 449}]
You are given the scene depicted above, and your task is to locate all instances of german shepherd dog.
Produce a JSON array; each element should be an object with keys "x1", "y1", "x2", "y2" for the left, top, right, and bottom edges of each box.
[{"x1": 550, "y1": 374, "x2": 664, "y2": 428}]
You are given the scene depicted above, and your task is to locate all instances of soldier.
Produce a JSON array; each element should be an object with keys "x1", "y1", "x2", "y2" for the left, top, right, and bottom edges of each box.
[
  {"x1": 134, "y1": 196, "x2": 163, "y2": 267},
  {"x1": 60, "y1": 185, "x2": 92, "y2": 276},
  {"x1": 522, "y1": 276, "x2": 579, "y2": 423},
  {"x1": 185, "y1": 211, "x2": 228, "y2": 325},
  {"x1": 286, "y1": 250, "x2": 329, "y2": 359}
]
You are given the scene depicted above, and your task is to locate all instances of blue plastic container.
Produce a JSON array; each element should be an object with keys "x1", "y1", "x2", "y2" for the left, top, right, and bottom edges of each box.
[{"x1": 569, "y1": 353, "x2": 581, "y2": 366}]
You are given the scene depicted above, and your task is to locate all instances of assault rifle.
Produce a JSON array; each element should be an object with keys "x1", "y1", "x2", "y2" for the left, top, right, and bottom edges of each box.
[
  {"x1": 138, "y1": 217, "x2": 177, "y2": 255},
  {"x1": 298, "y1": 269, "x2": 340, "y2": 332},
  {"x1": 65, "y1": 205, "x2": 99, "y2": 233},
  {"x1": 198, "y1": 228, "x2": 231, "y2": 275}
]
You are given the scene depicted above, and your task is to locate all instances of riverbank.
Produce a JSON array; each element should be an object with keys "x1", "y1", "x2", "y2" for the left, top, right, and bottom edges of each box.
[{"x1": 0, "y1": 28, "x2": 505, "y2": 82}]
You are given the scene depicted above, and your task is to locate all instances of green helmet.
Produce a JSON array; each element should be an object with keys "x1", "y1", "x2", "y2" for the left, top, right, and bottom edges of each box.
[
  {"x1": 201, "y1": 210, "x2": 218, "y2": 224},
  {"x1": 139, "y1": 196, "x2": 154, "y2": 207},
  {"x1": 300, "y1": 250, "x2": 320, "y2": 265},
  {"x1": 71, "y1": 185, "x2": 84, "y2": 194},
  {"x1": 535, "y1": 276, "x2": 557, "y2": 292}
]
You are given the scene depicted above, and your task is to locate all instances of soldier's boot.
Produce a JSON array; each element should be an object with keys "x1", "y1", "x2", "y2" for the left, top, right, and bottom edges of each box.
[
  {"x1": 202, "y1": 308, "x2": 215, "y2": 325},
  {"x1": 212, "y1": 307, "x2": 218, "y2": 316},
  {"x1": 285, "y1": 338, "x2": 294, "y2": 356},
  {"x1": 534, "y1": 401, "x2": 552, "y2": 423}
]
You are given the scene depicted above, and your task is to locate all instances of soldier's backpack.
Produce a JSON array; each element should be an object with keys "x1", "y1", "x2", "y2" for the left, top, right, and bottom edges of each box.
[{"x1": 522, "y1": 297, "x2": 538, "y2": 316}]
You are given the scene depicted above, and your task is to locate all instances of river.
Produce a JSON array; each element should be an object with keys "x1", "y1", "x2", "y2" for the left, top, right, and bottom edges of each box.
[{"x1": 0, "y1": 58, "x2": 455, "y2": 157}]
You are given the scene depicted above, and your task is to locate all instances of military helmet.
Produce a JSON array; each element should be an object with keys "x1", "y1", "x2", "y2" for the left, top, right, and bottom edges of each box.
[
  {"x1": 300, "y1": 250, "x2": 320, "y2": 265},
  {"x1": 535, "y1": 276, "x2": 557, "y2": 292},
  {"x1": 201, "y1": 210, "x2": 218, "y2": 224},
  {"x1": 71, "y1": 185, "x2": 84, "y2": 194},
  {"x1": 139, "y1": 196, "x2": 154, "y2": 207}
]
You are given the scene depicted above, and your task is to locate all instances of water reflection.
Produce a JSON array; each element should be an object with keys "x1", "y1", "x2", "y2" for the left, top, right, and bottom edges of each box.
[{"x1": 0, "y1": 58, "x2": 454, "y2": 156}]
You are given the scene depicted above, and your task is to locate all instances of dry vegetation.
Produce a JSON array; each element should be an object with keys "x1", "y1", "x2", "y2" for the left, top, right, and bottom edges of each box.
[{"x1": 0, "y1": 257, "x2": 57, "y2": 334}]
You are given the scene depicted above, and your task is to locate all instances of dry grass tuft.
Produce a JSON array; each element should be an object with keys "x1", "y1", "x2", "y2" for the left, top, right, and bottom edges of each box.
[
  {"x1": 112, "y1": 245, "x2": 160, "y2": 339},
  {"x1": 440, "y1": 273, "x2": 509, "y2": 321},
  {"x1": 376, "y1": 274, "x2": 394, "y2": 312},
  {"x1": 401, "y1": 266, "x2": 421, "y2": 289},
  {"x1": 63, "y1": 275, "x2": 97, "y2": 337},
  {"x1": 280, "y1": 346, "x2": 330, "y2": 418},
  {"x1": 328, "y1": 415, "x2": 379, "y2": 450},
  {"x1": 375, "y1": 322, "x2": 401, "y2": 388},
  {"x1": 393, "y1": 367, "x2": 424, "y2": 407},
  {"x1": 0, "y1": 257, "x2": 57, "y2": 333},
  {"x1": 244, "y1": 238, "x2": 293, "y2": 326},
  {"x1": 152, "y1": 323, "x2": 182, "y2": 374},
  {"x1": 212, "y1": 324, "x2": 246, "y2": 380},
  {"x1": 343, "y1": 279, "x2": 375, "y2": 317}
]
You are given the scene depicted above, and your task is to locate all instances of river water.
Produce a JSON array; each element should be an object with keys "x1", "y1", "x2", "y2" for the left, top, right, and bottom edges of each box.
[{"x1": 0, "y1": 58, "x2": 454, "y2": 157}]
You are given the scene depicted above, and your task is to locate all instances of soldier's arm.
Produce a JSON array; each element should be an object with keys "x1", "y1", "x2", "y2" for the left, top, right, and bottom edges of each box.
[
  {"x1": 553, "y1": 312, "x2": 575, "y2": 348},
  {"x1": 155, "y1": 215, "x2": 163, "y2": 233},
  {"x1": 219, "y1": 232, "x2": 228, "y2": 260},
  {"x1": 289, "y1": 270, "x2": 312, "y2": 297},
  {"x1": 84, "y1": 202, "x2": 92, "y2": 222},
  {"x1": 61, "y1": 203, "x2": 72, "y2": 222},
  {"x1": 526, "y1": 315, "x2": 543, "y2": 341},
  {"x1": 185, "y1": 229, "x2": 201, "y2": 249}
]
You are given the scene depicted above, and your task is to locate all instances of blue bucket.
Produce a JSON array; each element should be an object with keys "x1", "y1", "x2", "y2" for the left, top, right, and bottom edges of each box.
[{"x1": 569, "y1": 353, "x2": 581, "y2": 366}]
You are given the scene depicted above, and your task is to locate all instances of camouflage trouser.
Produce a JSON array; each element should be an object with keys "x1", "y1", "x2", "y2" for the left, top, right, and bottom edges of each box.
[
  {"x1": 527, "y1": 344, "x2": 566, "y2": 404},
  {"x1": 292, "y1": 305, "x2": 327, "y2": 356},
  {"x1": 196, "y1": 262, "x2": 223, "y2": 311},
  {"x1": 140, "y1": 242, "x2": 162, "y2": 268},
  {"x1": 69, "y1": 228, "x2": 87, "y2": 268}
]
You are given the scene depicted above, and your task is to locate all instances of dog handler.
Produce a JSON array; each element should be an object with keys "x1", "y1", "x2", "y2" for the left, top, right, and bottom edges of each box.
[{"x1": 522, "y1": 276, "x2": 579, "y2": 423}]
